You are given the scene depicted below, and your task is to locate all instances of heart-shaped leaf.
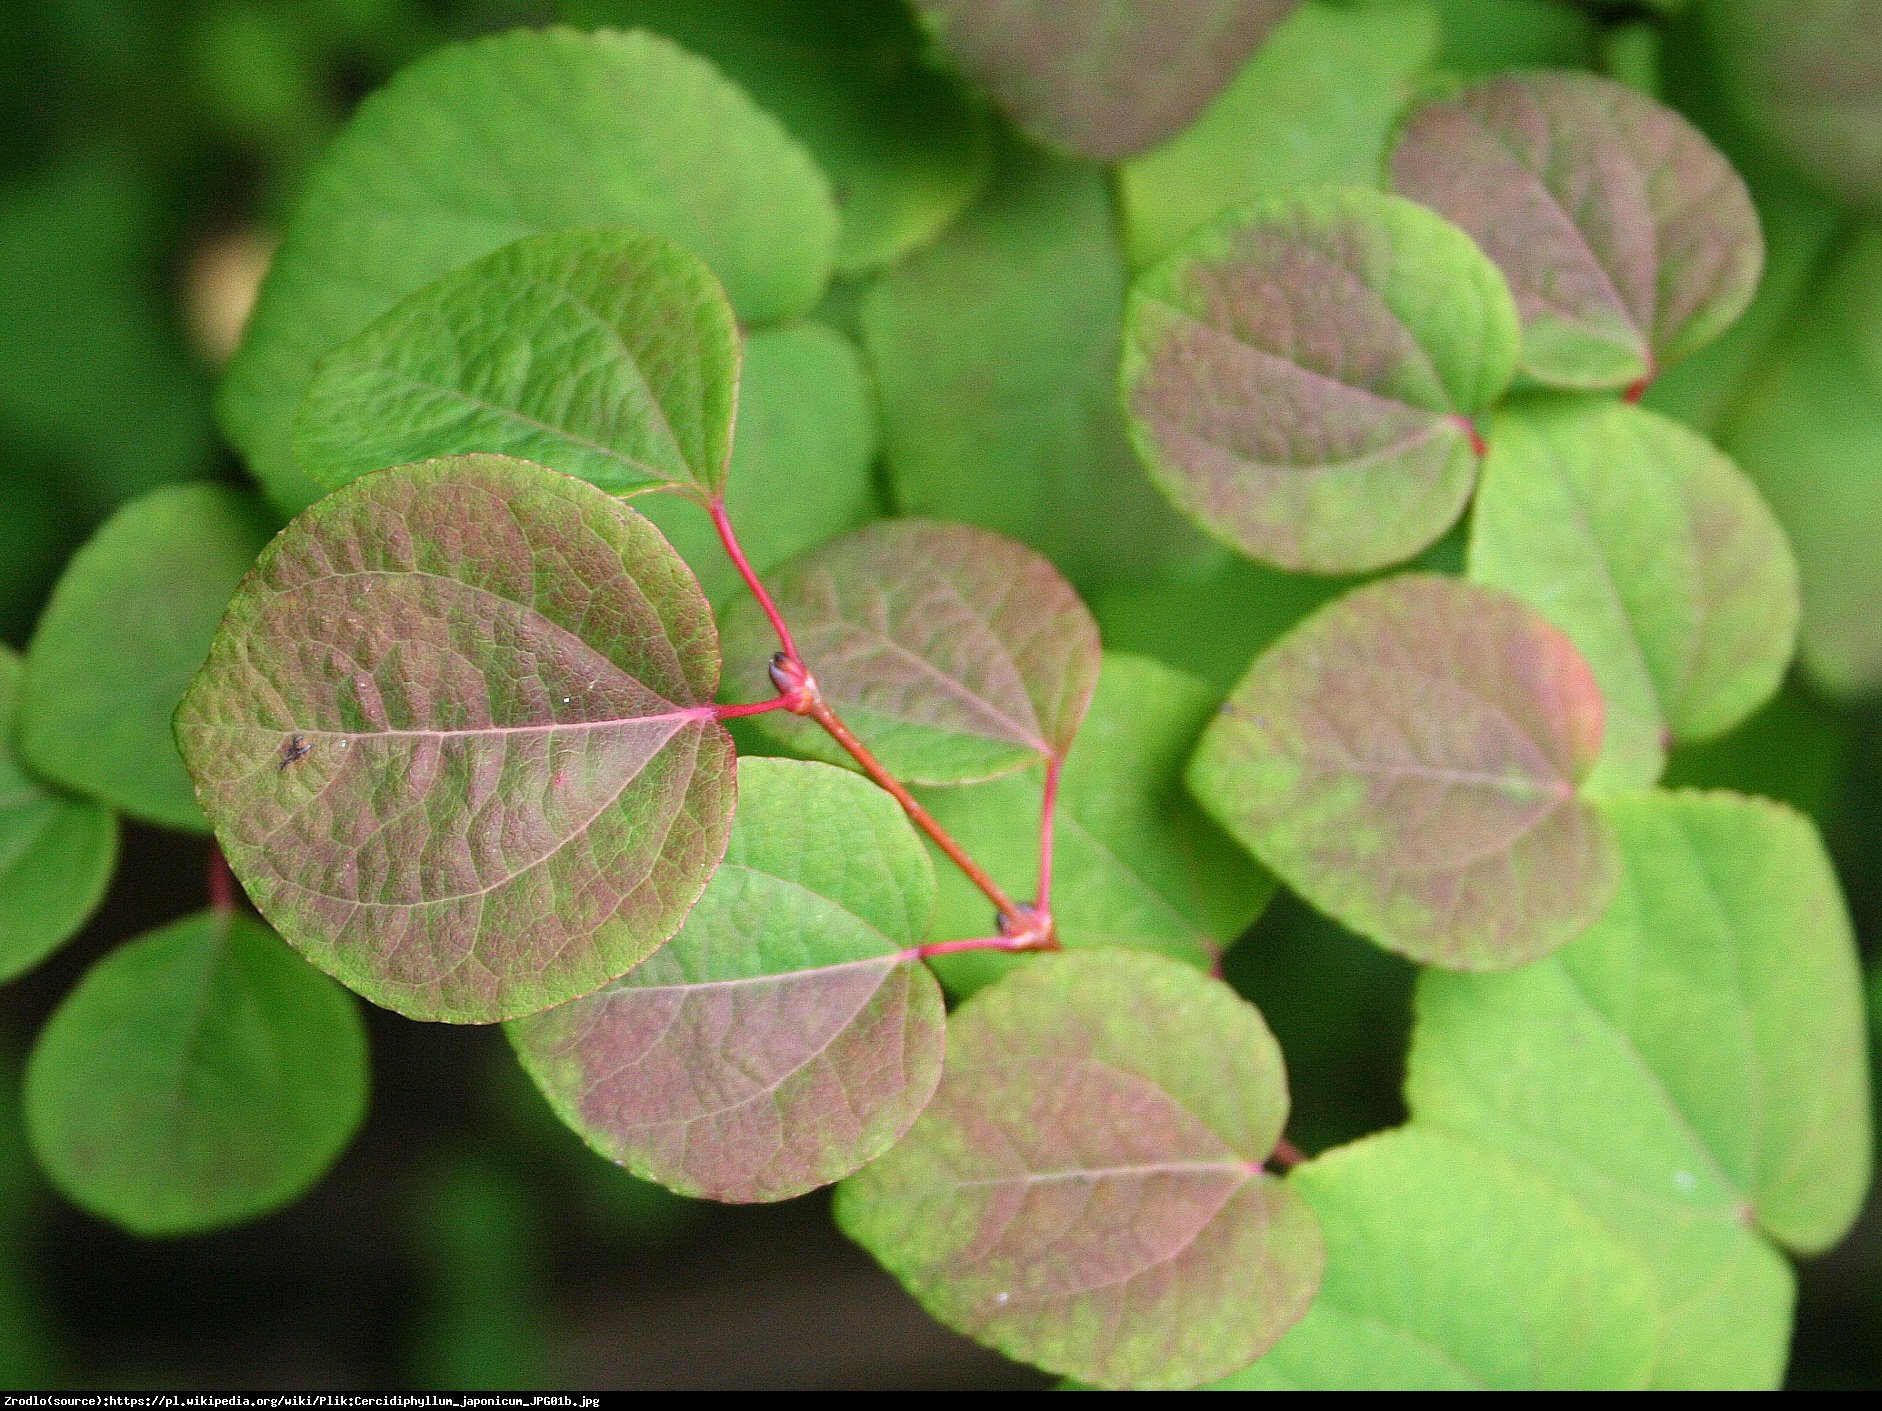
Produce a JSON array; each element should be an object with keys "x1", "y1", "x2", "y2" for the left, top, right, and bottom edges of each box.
[
  {"x1": 721, "y1": 520, "x2": 1101, "y2": 785},
  {"x1": 15, "y1": 482, "x2": 278, "y2": 832},
  {"x1": 174, "y1": 454, "x2": 737, "y2": 1024},
  {"x1": 220, "y1": 25, "x2": 838, "y2": 512},
  {"x1": 1409, "y1": 791, "x2": 1871, "y2": 1387},
  {"x1": 1122, "y1": 187, "x2": 1518, "y2": 573},
  {"x1": 836, "y1": 950, "x2": 1322, "y2": 1390},
  {"x1": 1390, "y1": 70, "x2": 1763, "y2": 391},
  {"x1": 1217, "y1": 1127, "x2": 1660, "y2": 1390},
  {"x1": 23, "y1": 908, "x2": 368, "y2": 1236},
  {"x1": 1469, "y1": 398, "x2": 1799, "y2": 791},
  {"x1": 1190, "y1": 574, "x2": 1620, "y2": 970},
  {"x1": 0, "y1": 646, "x2": 116, "y2": 983},
  {"x1": 294, "y1": 230, "x2": 741, "y2": 498},
  {"x1": 509, "y1": 757, "x2": 945, "y2": 1203},
  {"x1": 911, "y1": 0, "x2": 1298, "y2": 161}
]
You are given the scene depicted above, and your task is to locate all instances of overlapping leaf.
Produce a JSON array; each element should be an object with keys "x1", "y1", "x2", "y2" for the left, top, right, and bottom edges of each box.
[
  {"x1": 1469, "y1": 398, "x2": 1798, "y2": 790},
  {"x1": 510, "y1": 757, "x2": 943, "y2": 1203},
  {"x1": 721, "y1": 520, "x2": 1101, "y2": 786},
  {"x1": 294, "y1": 230, "x2": 741, "y2": 498},
  {"x1": 175, "y1": 454, "x2": 736, "y2": 1023},
  {"x1": 15, "y1": 482, "x2": 277, "y2": 832},
  {"x1": 23, "y1": 909, "x2": 368, "y2": 1235},
  {"x1": 1218, "y1": 1127, "x2": 1660, "y2": 1390},
  {"x1": 1409, "y1": 791, "x2": 1871, "y2": 1387},
  {"x1": 1430, "y1": 0, "x2": 1597, "y2": 75},
  {"x1": 837, "y1": 950, "x2": 1322, "y2": 1390},
  {"x1": 1391, "y1": 70, "x2": 1762, "y2": 390},
  {"x1": 1122, "y1": 187, "x2": 1518, "y2": 573},
  {"x1": 1190, "y1": 574, "x2": 1618, "y2": 969},
  {"x1": 220, "y1": 25, "x2": 838, "y2": 512}
]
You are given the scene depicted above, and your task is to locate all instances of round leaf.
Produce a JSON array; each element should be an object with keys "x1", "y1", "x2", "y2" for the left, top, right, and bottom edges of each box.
[
  {"x1": 836, "y1": 950, "x2": 1322, "y2": 1390},
  {"x1": 509, "y1": 757, "x2": 944, "y2": 1203},
  {"x1": 1190, "y1": 574, "x2": 1620, "y2": 970},
  {"x1": 1122, "y1": 187, "x2": 1518, "y2": 573},
  {"x1": 23, "y1": 908, "x2": 368, "y2": 1235},
  {"x1": 174, "y1": 454, "x2": 737, "y2": 1023},
  {"x1": 1391, "y1": 69, "x2": 1763, "y2": 390}
]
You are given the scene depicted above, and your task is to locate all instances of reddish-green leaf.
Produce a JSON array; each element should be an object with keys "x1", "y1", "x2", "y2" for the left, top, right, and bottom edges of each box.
[
  {"x1": 836, "y1": 950, "x2": 1322, "y2": 1389},
  {"x1": 1122, "y1": 187, "x2": 1517, "y2": 573},
  {"x1": 174, "y1": 454, "x2": 736, "y2": 1024},
  {"x1": 509, "y1": 758, "x2": 944, "y2": 1203},
  {"x1": 1391, "y1": 70, "x2": 1763, "y2": 390},
  {"x1": 1189, "y1": 575, "x2": 1620, "y2": 970}
]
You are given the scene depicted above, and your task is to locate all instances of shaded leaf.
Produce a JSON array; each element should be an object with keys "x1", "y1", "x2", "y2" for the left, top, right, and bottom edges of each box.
[
  {"x1": 23, "y1": 908, "x2": 368, "y2": 1235},
  {"x1": 1391, "y1": 70, "x2": 1762, "y2": 389},
  {"x1": 220, "y1": 25, "x2": 838, "y2": 512},
  {"x1": 1218, "y1": 1127, "x2": 1660, "y2": 1389},
  {"x1": 1469, "y1": 398, "x2": 1798, "y2": 790},
  {"x1": 836, "y1": 950, "x2": 1322, "y2": 1389},
  {"x1": 1430, "y1": 0, "x2": 1597, "y2": 75},
  {"x1": 1189, "y1": 574, "x2": 1619, "y2": 969},
  {"x1": 722, "y1": 519, "x2": 1101, "y2": 785},
  {"x1": 175, "y1": 454, "x2": 736, "y2": 1024},
  {"x1": 510, "y1": 757, "x2": 943, "y2": 1203},
  {"x1": 294, "y1": 230, "x2": 740, "y2": 498},
  {"x1": 1122, "y1": 187, "x2": 1517, "y2": 573},
  {"x1": 16, "y1": 482, "x2": 277, "y2": 832}
]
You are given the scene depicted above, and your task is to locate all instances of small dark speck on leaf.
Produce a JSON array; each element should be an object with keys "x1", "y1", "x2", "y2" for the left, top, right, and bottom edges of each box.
[{"x1": 279, "y1": 732, "x2": 312, "y2": 770}]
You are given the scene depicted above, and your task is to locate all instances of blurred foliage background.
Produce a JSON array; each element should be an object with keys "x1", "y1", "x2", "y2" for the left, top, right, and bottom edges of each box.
[{"x1": 1, "y1": 0, "x2": 1880, "y2": 1389}]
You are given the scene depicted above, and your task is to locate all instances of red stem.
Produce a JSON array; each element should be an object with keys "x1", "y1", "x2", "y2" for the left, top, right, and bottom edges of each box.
[
  {"x1": 1036, "y1": 756, "x2": 1063, "y2": 910},
  {"x1": 1269, "y1": 1137, "x2": 1306, "y2": 1173},
  {"x1": 207, "y1": 843, "x2": 236, "y2": 915},
  {"x1": 713, "y1": 695, "x2": 800, "y2": 720},
  {"x1": 708, "y1": 494, "x2": 798, "y2": 660},
  {"x1": 915, "y1": 934, "x2": 1054, "y2": 961}
]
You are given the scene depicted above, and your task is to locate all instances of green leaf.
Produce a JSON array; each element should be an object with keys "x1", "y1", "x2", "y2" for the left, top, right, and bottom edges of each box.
[
  {"x1": 863, "y1": 137, "x2": 1210, "y2": 593},
  {"x1": 1122, "y1": 187, "x2": 1517, "y2": 574},
  {"x1": 836, "y1": 950, "x2": 1322, "y2": 1389},
  {"x1": 721, "y1": 519, "x2": 1101, "y2": 785},
  {"x1": 566, "y1": 0, "x2": 991, "y2": 273},
  {"x1": 294, "y1": 230, "x2": 740, "y2": 498},
  {"x1": 1409, "y1": 791, "x2": 1871, "y2": 1387},
  {"x1": 915, "y1": 654, "x2": 1275, "y2": 997},
  {"x1": 16, "y1": 482, "x2": 278, "y2": 832},
  {"x1": 1190, "y1": 574, "x2": 1619, "y2": 970},
  {"x1": 174, "y1": 454, "x2": 736, "y2": 1024},
  {"x1": 1218, "y1": 1127, "x2": 1660, "y2": 1389},
  {"x1": 23, "y1": 908, "x2": 368, "y2": 1236},
  {"x1": 1391, "y1": 70, "x2": 1763, "y2": 390},
  {"x1": 1118, "y1": 2, "x2": 1441, "y2": 269},
  {"x1": 509, "y1": 757, "x2": 943, "y2": 1203},
  {"x1": 219, "y1": 25, "x2": 838, "y2": 513},
  {"x1": 0, "y1": 646, "x2": 116, "y2": 983},
  {"x1": 636, "y1": 322, "x2": 879, "y2": 607},
  {"x1": 1468, "y1": 398, "x2": 1798, "y2": 791},
  {"x1": 911, "y1": 0, "x2": 1298, "y2": 161},
  {"x1": 1430, "y1": 0, "x2": 1597, "y2": 75},
  {"x1": 1665, "y1": 684, "x2": 1853, "y2": 828}
]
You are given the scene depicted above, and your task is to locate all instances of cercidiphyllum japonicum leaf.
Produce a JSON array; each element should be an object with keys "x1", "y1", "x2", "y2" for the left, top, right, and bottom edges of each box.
[
  {"x1": 23, "y1": 908, "x2": 369, "y2": 1236},
  {"x1": 1705, "y1": 0, "x2": 1882, "y2": 213},
  {"x1": 720, "y1": 520, "x2": 1102, "y2": 787},
  {"x1": 836, "y1": 950, "x2": 1323, "y2": 1390},
  {"x1": 1389, "y1": 70, "x2": 1763, "y2": 393},
  {"x1": 294, "y1": 230, "x2": 741, "y2": 498},
  {"x1": 219, "y1": 26, "x2": 839, "y2": 515},
  {"x1": 1189, "y1": 574, "x2": 1619, "y2": 970},
  {"x1": 910, "y1": 0, "x2": 1299, "y2": 162},
  {"x1": 1408, "y1": 791, "x2": 1872, "y2": 1389},
  {"x1": 173, "y1": 454, "x2": 737, "y2": 1024},
  {"x1": 564, "y1": 1, "x2": 991, "y2": 274},
  {"x1": 1467, "y1": 398, "x2": 1799, "y2": 793},
  {"x1": 862, "y1": 136, "x2": 1211, "y2": 593},
  {"x1": 1215, "y1": 1127, "x2": 1661, "y2": 1390},
  {"x1": 914, "y1": 654, "x2": 1276, "y2": 998},
  {"x1": 1121, "y1": 187, "x2": 1518, "y2": 575},
  {"x1": 635, "y1": 323, "x2": 880, "y2": 608},
  {"x1": 0, "y1": 647, "x2": 116, "y2": 984},
  {"x1": 508, "y1": 757, "x2": 944, "y2": 1203},
  {"x1": 15, "y1": 482, "x2": 278, "y2": 833},
  {"x1": 1117, "y1": 1, "x2": 1441, "y2": 270}
]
